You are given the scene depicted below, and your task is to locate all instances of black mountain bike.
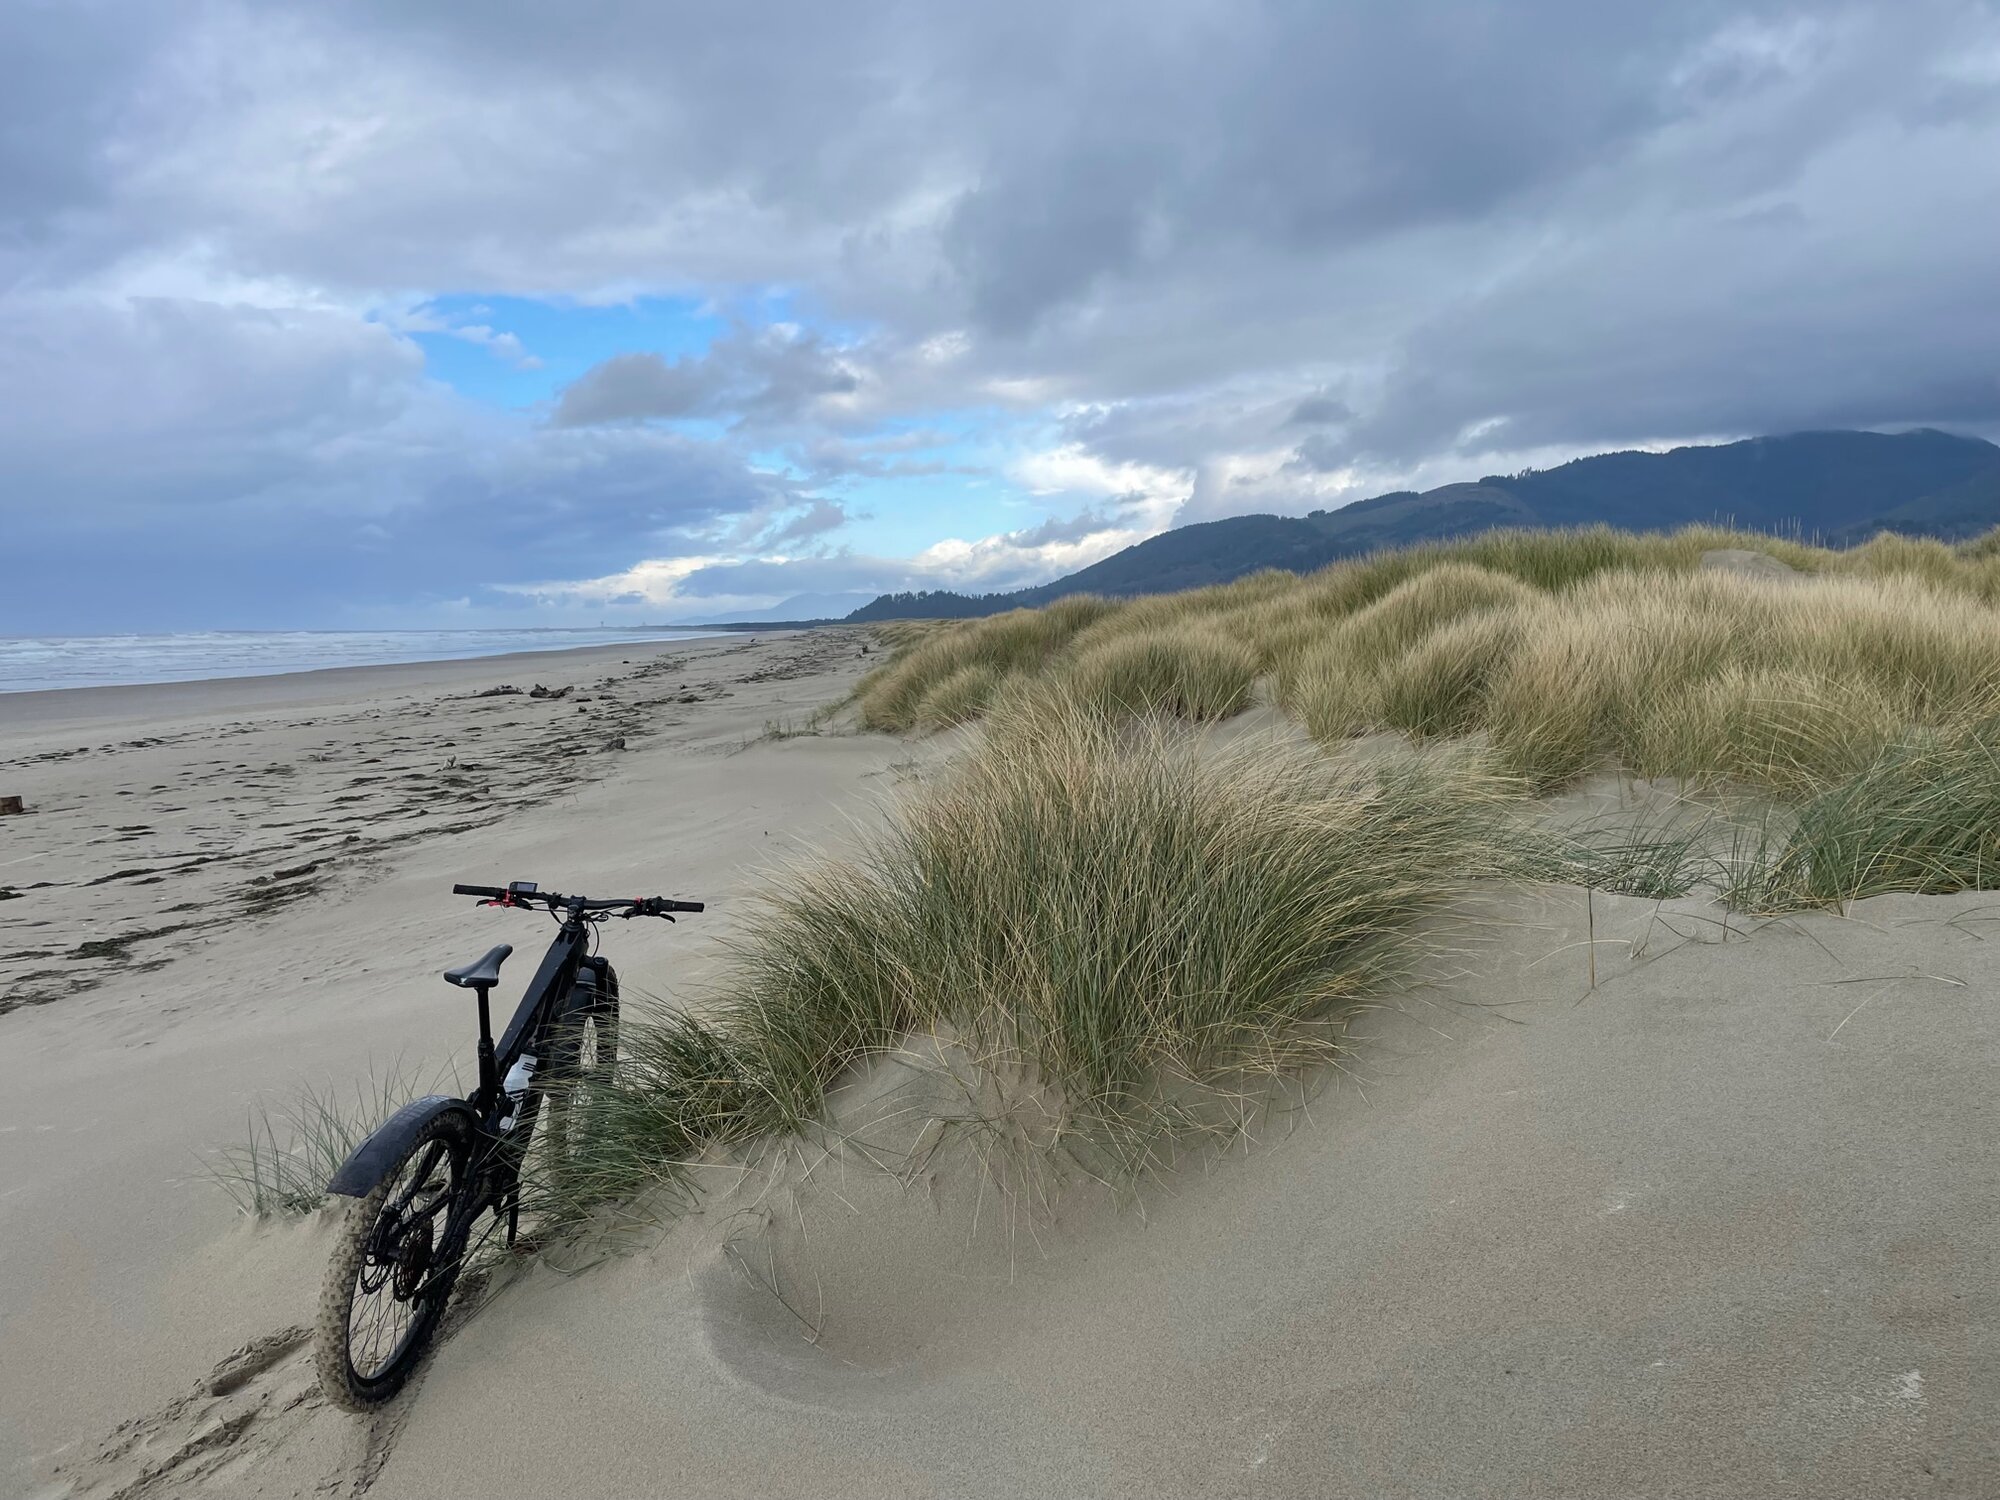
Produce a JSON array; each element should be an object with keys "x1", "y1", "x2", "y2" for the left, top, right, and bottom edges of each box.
[{"x1": 313, "y1": 879, "x2": 702, "y2": 1411}]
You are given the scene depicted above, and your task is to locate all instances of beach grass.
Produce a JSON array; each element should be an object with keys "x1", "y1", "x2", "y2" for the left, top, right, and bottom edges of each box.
[
  {"x1": 857, "y1": 597, "x2": 1118, "y2": 731},
  {"x1": 858, "y1": 525, "x2": 2000, "y2": 798},
  {"x1": 1528, "y1": 808, "x2": 1724, "y2": 900},
  {"x1": 912, "y1": 662, "x2": 1004, "y2": 729},
  {"x1": 1474, "y1": 569, "x2": 2000, "y2": 790},
  {"x1": 219, "y1": 526, "x2": 2000, "y2": 1221},
  {"x1": 208, "y1": 1062, "x2": 454, "y2": 1217},
  {"x1": 726, "y1": 707, "x2": 1516, "y2": 1121},
  {"x1": 544, "y1": 706, "x2": 1522, "y2": 1216},
  {"x1": 1060, "y1": 624, "x2": 1261, "y2": 722},
  {"x1": 1729, "y1": 717, "x2": 2000, "y2": 909}
]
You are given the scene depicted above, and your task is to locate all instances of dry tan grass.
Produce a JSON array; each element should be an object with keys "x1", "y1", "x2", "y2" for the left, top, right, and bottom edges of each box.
[
  {"x1": 856, "y1": 525, "x2": 2000, "y2": 793},
  {"x1": 1273, "y1": 564, "x2": 1539, "y2": 730},
  {"x1": 857, "y1": 598, "x2": 1117, "y2": 730},
  {"x1": 1376, "y1": 605, "x2": 1546, "y2": 742},
  {"x1": 911, "y1": 663, "x2": 1004, "y2": 730},
  {"x1": 1061, "y1": 623, "x2": 1261, "y2": 722},
  {"x1": 1470, "y1": 569, "x2": 2000, "y2": 788}
]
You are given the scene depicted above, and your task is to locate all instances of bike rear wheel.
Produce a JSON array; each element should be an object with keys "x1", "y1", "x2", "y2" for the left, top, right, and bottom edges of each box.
[{"x1": 314, "y1": 1113, "x2": 473, "y2": 1411}]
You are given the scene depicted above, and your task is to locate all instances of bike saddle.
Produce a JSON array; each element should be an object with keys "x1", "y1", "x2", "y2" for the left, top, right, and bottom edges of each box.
[{"x1": 442, "y1": 944, "x2": 513, "y2": 989}]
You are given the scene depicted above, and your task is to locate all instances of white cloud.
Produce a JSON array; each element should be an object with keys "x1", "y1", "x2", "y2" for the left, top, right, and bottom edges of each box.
[
  {"x1": 1010, "y1": 444, "x2": 1189, "y2": 502},
  {"x1": 8, "y1": 0, "x2": 2000, "y2": 629},
  {"x1": 499, "y1": 554, "x2": 728, "y2": 609}
]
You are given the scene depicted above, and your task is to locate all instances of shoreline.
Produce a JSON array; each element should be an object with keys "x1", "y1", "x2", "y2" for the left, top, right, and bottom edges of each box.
[
  {"x1": 0, "y1": 631, "x2": 790, "y2": 730},
  {"x1": 0, "y1": 629, "x2": 865, "y2": 1014}
]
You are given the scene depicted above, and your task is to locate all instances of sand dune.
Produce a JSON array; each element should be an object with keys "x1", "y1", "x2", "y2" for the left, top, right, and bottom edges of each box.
[
  {"x1": 5, "y1": 633, "x2": 1996, "y2": 1498},
  {"x1": 315, "y1": 886, "x2": 2000, "y2": 1499}
]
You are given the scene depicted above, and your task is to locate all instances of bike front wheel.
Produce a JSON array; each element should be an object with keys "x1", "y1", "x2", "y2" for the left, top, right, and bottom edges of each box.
[{"x1": 314, "y1": 1112, "x2": 473, "y2": 1412}]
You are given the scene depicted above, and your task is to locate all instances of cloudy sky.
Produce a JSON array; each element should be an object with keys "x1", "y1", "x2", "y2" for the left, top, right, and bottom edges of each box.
[{"x1": 5, "y1": 1, "x2": 1999, "y2": 632}]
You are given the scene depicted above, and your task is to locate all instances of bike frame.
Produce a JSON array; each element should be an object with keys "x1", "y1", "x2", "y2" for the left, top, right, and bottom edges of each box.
[
  {"x1": 327, "y1": 900, "x2": 607, "y2": 1263},
  {"x1": 330, "y1": 883, "x2": 693, "y2": 1215},
  {"x1": 456, "y1": 898, "x2": 605, "y2": 1235},
  {"x1": 317, "y1": 878, "x2": 696, "y2": 1410},
  {"x1": 473, "y1": 909, "x2": 594, "y2": 1114}
]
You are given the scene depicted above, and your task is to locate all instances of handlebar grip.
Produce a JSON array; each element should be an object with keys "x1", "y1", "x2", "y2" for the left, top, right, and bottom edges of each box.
[
  {"x1": 453, "y1": 883, "x2": 507, "y2": 899},
  {"x1": 663, "y1": 899, "x2": 705, "y2": 913}
]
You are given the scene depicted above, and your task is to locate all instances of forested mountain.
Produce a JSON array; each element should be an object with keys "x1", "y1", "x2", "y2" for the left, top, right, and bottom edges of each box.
[{"x1": 845, "y1": 429, "x2": 2000, "y2": 621}]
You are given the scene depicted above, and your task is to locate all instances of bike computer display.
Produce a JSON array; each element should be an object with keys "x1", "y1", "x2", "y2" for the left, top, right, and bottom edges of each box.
[{"x1": 508, "y1": 880, "x2": 538, "y2": 895}]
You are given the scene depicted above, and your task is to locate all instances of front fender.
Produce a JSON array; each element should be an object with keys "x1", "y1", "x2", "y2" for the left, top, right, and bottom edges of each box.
[{"x1": 326, "y1": 1095, "x2": 476, "y2": 1199}]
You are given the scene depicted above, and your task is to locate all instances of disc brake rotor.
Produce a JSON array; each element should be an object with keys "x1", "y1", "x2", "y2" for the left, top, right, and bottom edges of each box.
[{"x1": 392, "y1": 1216, "x2": 435, "y2": 1300}]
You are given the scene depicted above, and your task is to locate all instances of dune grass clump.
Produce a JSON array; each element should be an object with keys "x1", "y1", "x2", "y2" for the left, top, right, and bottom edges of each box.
[
  {"x1": 1060, "y1": 624, "x2": 1260, "y2": 723},
  {"x1": 1469, "y1": 569, "x2": 2000, "y2": 791},
  {"x1": 1955, "y1": 527, "x2": 2000, "y2": 562},
  {"x1": 726, "y1": 709, "x2": 1517, "y2": 1128},
  {"x1": 1331, "y1": 563, "x2": 1540, "y2": 668},
  {"x1": 1277, "y1": 566, "x2": 1540, "y2": 738},
  {"x1": 1624, "y1": 668, "x2": 1914, "y2": 797},
  {"x1": 1830, "y1": 531, "x2": 1972, "y2": 592},
  {"x1": 1731, "y1": 718, "x2": 2000, "y2": 909},
  {"x1": 1375, "y1": 607, "x2": 1540, "y2": 741},
  {"x1": 572, "y1": 707, "x2": 1519, "y2": 1194},
  {"x1": 856, "y1": 596, "x2": 1118, "y2": 731},
  {"x1": 1275, "y1": 644, "x2": 1379, "y2": 741},
  {"x1": 911, "y1": 663, "x2": 1003, "y2": 729}
]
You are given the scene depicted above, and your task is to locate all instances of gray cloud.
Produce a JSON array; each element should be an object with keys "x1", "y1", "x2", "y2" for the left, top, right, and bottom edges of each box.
[
  {"x1": 6, "y1": 0, "x2": 2000, "y2": 626},
  {"x1": 1284, "y1": 395, "x2": 1353, "y2": 429},
  {"x1": 763, "y1": 499, "x2": 851, "y2": 547},
  {"x1": 552, "y1": 353, "x2": 712, "y2": 426},
  {"x1": 1002, "y1": 507, "x2": 1128, "y2": 550},
  {"x1": 0, "y1": 292, "x2": 818, "y2": 630},
  {"x1": 796, "y1": 437, "x2": 958, "y2": 482},
  {"x1": 552, "y1": 325, "x2": 861, "y2": 428},
  {"x1": 0, "y1": 296, "x2": 427, "y2": 507}
]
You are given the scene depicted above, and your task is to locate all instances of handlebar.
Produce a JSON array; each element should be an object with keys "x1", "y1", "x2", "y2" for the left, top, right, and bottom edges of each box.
[{"x1": 452, "y1": 882, "x2": 703, "y2": 916}]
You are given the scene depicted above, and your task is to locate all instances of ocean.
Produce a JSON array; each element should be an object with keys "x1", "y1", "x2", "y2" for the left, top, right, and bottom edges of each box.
[{"x1": 0, "y1": 627, "x2": 726, "y2": 694}]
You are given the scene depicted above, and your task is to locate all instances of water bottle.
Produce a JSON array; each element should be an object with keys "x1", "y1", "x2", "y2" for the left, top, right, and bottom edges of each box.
[{"x1": 499, "y1": 1054, "x2": 537, "y2": 1131}]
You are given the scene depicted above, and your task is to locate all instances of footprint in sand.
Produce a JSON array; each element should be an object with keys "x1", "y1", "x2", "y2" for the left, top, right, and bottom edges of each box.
[
  {"x1": 49, "y1": 1325, "x2": 400, "y2": 1499},
  {"x1": 52, "y1": 1326, "x2": 317, "y2": 1498}
]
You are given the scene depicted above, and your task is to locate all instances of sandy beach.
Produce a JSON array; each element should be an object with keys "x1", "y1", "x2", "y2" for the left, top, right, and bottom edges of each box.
[{"x1": 4, "y1": 630, "x2": 1996, "y2": 1498}]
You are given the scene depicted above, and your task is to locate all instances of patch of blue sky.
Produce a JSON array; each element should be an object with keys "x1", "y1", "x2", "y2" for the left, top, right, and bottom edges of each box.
[
  {"x1": 397, "y1": 293, "x2": 1067, "y2": 558},
  {"x1": 831, "y1": 474, "x2": 1005, "y2": 553},
  {"x1": 804, "y1": 416, "x2": 1064, "y2": 554},
  {"x1": 395, "y1": 292, "x2": 724, "y2": 407}
]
